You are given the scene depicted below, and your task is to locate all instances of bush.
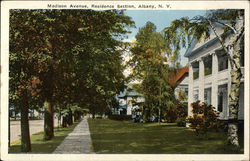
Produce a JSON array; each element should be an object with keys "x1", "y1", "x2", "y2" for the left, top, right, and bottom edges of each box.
[
  {"x1": 176, "y1": 102, "x2": 188, "y2": 118},
  {"x1": 163, "y1": 102, "x2": 188, "y2": 123},
  {"x1": 108, "y1": 114, "x2": 132, "y2": 121},
  {"x1": 176, "y1": 117, "x2": 186, "y2": 127},
  {"x1": 163, "y1": 108, "x2": 178, "y2": 123},
  {"x1": 188, "y1": 101, "x2": 223, "y2": 136}
]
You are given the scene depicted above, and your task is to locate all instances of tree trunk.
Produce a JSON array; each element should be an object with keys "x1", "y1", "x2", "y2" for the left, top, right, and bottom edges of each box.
[
  {"x1": 44, "y1": 101, "x2": 54, "y2": 140},
  {"x1": 62, "y1": 115, "x2": 68, "y2": 128},
  {"x1": 227, "y1": 38, "x2": 242, "y2": 147},
  {"x1": 92, "y1": 107, "x2": 96, "y2": 119},
  {"x1": 20, "y1": 91, "x2": 31, "y2": 152},
  {"x1": 92, "y1": 111, "x2": 95, "y2": 119},
  {"x1": 68, "y1": 108, "x2": 73, "y2": 125}
]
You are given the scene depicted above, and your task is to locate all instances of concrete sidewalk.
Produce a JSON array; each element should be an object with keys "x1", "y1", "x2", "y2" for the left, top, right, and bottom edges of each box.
[{"x1": 53, "y1": 117, "x2": 93, "y2": 154}]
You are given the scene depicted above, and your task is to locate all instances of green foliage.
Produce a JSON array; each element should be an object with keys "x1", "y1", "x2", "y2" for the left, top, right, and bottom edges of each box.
[
  {"x1": 176, "y1": 117, "x2": 187, "y2": 127},
  {"x1": 188, "y1": 101, "x2": 223, "y2": 137},
  {"x1": 176, "y1": 102, "x2": 188, "y2": 118},
  {"x1": 9, "y1": 9, "x2": 135, "y2": 150},
  {"x1": 127, "y1": 22, "x2": 176, "y2": 122},
  {"x1": 177, "y1": 90, "x2": 187, "y2": 102},
  {"x1": 163, "y1": 107, "x2": 178, "y2": 123},
  {"x1": 9, "y1": 9, "x2": 134, "y2": 115}
]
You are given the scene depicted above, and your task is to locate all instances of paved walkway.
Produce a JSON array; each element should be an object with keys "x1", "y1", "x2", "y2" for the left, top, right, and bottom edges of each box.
[{"x1": 53, "y1": 117, "x2": 93, "y2": 154}]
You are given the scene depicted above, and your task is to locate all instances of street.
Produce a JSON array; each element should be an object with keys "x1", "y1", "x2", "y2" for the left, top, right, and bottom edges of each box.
[{"x1": 10, "y1": 118, "x2": 58, "y2": 143}]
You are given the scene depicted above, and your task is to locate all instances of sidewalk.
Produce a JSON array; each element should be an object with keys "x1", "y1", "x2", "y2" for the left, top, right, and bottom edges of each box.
[{"x1": 53, "y1": 117, "x2": 93, "y2": 154}]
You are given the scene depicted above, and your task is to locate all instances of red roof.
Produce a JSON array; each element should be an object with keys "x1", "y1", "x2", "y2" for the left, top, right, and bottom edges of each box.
[{"x1": 168, "y1": 66, "x2": 189, "y2": 89}]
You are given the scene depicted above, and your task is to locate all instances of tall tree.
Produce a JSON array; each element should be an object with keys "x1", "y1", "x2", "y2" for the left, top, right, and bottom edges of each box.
[
  {"x1": 163, "y1": 9, "x2": 244, "y2": 147},
  {"x1": 9, "y1": 9, "x2": 134, "y2": 149},
  {"x1": 9, "y1": 10, "x2": 45, "y2": 152},
  {"x1": 128, "y1": 22, "x2": 175, "y2": 122}
]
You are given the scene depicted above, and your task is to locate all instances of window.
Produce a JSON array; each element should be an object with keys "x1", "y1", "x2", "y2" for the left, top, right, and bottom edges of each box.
[
  {"x1": 217, "y1": 53, "x2": 228, "y2": 71},
  {"x1": 192, "y1": 62, "x2": 199, "y2": 80},
  {"x1": 184, "y1": 88, "x2": 188, "y2": 97},
  {"x1": 204, "y1": 88, "x2": 212, "y2": 105},
  {"x1": 217, "y1": 84, "x2": 228, "y2": 112},
  {"x1": 193, "y1": 89, "x2": 199, "y2": 101},
  {"x1": 203, "y1": 55, "x2": 212, "y2": 76},
  {"x1": 218, "y1": 92, "x2": 223, "y2": 112}
]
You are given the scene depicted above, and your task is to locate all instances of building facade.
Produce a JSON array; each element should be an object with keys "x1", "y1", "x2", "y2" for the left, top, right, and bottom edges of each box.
[
  {"x1": 116, "y1": 85, "x2": 144, "y2": 116},
  {"x1": 185, "y1": 36, "x2": 244, "y2": 121}
]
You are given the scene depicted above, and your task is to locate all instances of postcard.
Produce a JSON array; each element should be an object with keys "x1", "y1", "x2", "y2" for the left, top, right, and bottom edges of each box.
[{"x1": 1, "y1": 1, "x2": 249, "y2": 161}]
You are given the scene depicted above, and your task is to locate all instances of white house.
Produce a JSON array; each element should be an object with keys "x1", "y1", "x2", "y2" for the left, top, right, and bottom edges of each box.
[
  {"x1": 172, "y1": 67, "x2": 189, "y2": 103},
  {"x1": 116, "y1": 85, "x2": 144, "y2": 116},
  {"x1": 184, "y1": 30, "x2": 244, "y2": 121}
]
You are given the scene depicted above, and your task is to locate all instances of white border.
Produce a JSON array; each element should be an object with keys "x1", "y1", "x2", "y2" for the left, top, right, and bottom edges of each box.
[{"x1": 1, "y1": 1, "x2": 249, "y2": 161}]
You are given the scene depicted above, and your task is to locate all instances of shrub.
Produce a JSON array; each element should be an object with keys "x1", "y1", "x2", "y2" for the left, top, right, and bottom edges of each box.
[
  {"x1": 176, "y1": 102, "x2": 188, "y2": 118},
  {"x1": 108, "y1": 114, "x2": 132, "y2": 121},
  {"x1": 176, "y1": 117, "x2": 186, "y2": 127},
  {"x1": 163, "y1": 102, "x2": 187, "y2": 123},
  {"x1": 188, "y1": 101, "x2": 222, "y2": 136},
  {"x1": 163, "y1": 108, "x2": 178, "y2": 123}
]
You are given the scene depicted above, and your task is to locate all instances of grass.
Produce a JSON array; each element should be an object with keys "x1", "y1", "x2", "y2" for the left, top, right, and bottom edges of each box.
[
  {"x1": 88, "y1": 119, "x2": 244, "y2": 154},
  {"x1": 9, "y1": 121, "x2": 80, "y2": 153}
]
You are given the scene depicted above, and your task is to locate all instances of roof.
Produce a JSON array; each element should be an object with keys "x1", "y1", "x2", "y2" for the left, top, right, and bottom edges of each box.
[
  {"x1": 117, "y1": 85, "x2": 142, "y2": 98},
  {"x1": 168, "y1": 66, "x2": 189, "y2": 88},
  {"x1": 184, "y1": 37, "x2": 219, "y2": 58}
]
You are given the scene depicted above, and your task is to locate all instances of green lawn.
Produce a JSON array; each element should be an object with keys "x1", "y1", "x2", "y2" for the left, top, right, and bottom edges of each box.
[
  {"x1": 9, "y1": 121, "x2": 80, "y2": 153},
  {"x1": 88, "y1": 119, "x2": 244, "y2": 154}
]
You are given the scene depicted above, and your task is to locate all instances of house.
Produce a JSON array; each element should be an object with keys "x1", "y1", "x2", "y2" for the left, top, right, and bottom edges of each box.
[
  {"x1": 184, "y1": 30, "x2": 244, "y2": 121},
  {"x1": 168, "y1": 67, "x2": 189, "y2": 103},
  {"x1": 116, "y1": 85, "x2": 144, "y2": 116}
]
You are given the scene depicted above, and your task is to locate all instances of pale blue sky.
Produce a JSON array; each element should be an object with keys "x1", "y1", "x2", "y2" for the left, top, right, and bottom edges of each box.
[{"x1": 124, "y1": 10, "x2": 207, "y2": 66}]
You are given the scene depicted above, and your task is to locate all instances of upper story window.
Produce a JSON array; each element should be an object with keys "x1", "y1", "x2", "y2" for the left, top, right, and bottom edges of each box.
[
  {"x1": 203, "y1": 55, "x2": 212, "y2": 76},
  {"x1": 192, "y1": 61, "x2": 199, "y2": 80},
  {"x1": 217, "y1": 51, "x2": 228, "y2": 71}
]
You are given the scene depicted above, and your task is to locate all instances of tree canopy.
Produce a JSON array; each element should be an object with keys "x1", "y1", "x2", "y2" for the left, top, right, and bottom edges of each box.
[
  {"x1": 9, "y1": 9, "x2": 134, "y2": 151},
  {"x1": 127, "y1": 22, "x2": 176, "y2": 122}
]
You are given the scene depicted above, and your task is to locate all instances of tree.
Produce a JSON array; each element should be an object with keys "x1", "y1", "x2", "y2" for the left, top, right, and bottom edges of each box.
[
  {"x1": 128, "y1": 22, "x2": 175, "y2": 122},
  {"x1": 9, "y1": 9, "x2": 134, "y2": 150},
  {"x1": 163, "y1": 9, "x2": 244, "y2": 147},
  {"x1": 9, "y1": 10, "x2": 47, "y2": 152}
]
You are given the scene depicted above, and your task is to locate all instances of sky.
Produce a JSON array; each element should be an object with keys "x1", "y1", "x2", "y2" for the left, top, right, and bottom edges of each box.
[{"x1": 123, "y1": 10, "x2": 207, "y2": 66}]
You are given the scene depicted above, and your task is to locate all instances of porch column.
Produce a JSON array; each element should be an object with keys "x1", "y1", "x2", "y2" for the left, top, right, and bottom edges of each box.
[
  {"x1": 199, "y1": 58, "x2": 205, "y2": 102},
  {"x1": 211, "y1": 52, "x2": 218, "y2": 110},
  {"x1": 188, "y1": 63, "x2": 194, "y2": 116}
]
